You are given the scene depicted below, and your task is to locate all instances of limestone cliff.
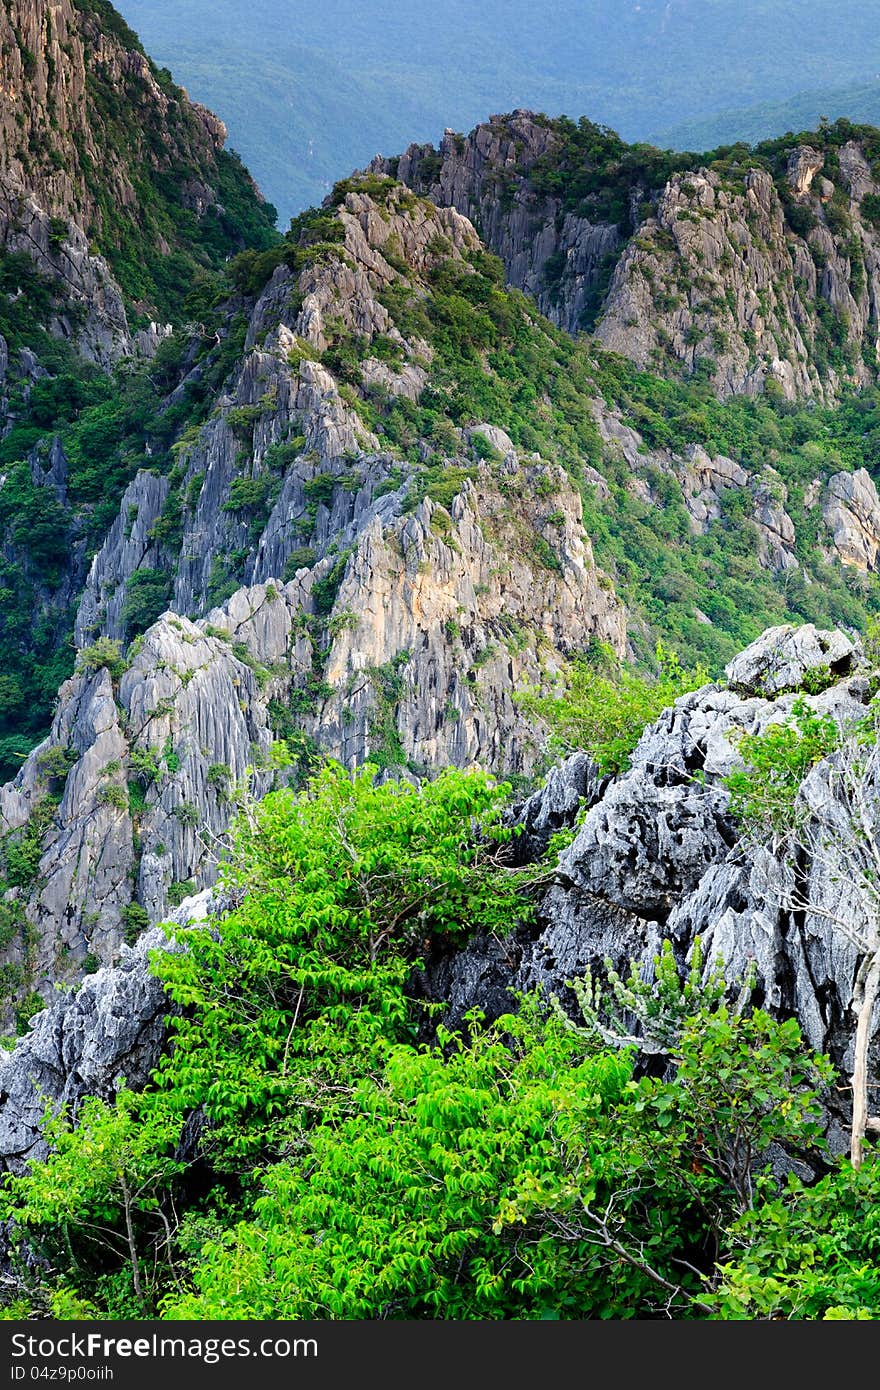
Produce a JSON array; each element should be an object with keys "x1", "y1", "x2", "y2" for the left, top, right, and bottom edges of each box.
[
  {"x1": 0, "y1": 0, "x2": 274, "y2": 357},
  {"x1": 596, "y1": 144, "x2": 880, "y2": 402},
  {"x1": 4, "y1": 624, "x2": 878, "y2": 1170},
  {"x1": 423, "y1": 623, "x2": 879, "y2": 1148},
  {"x1": 379, "y1": 113, "x2": 880, "y2": 402},
  {"x1": 0, "y1": 183, "x2": 624, "y2": 1021},
  {"x1": 370, "y1": 112, "x2": 623, "y2": 336}
]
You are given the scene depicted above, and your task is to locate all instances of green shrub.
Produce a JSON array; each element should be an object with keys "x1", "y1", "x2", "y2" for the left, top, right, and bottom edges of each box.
[
  {"x1": 521, "y1": 642, "x2": 708, "y2": 774},
  {"x1": 119, "y1": 902, "x2": 150, "y2": 945},
  {"x1": 76, "y1": 639, "x2": 128, "y2": 681}
]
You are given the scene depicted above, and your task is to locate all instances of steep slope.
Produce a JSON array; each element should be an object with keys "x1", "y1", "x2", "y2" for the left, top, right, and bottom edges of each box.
[
  {"x1": 370, "y1": 113, "x2": 646, "y2": 335},
  {"x1": 380, "y1": 112, "x2": 880, "y2": 402},
  {"x1": 0, "y1": 180, "x2": 627, "y2": 1024},
  {"x1": 428, "y1": 623, "x2": 880, "y2": 1148},
  {"x1": 0, "y1": 0, "x2": 279, "y2": 785},
  {"x1": 11, "y1": 160, "x2": 880, "y2": 1028},
  {"x1": 0, "y1": 0, "x2": 277, "y2": 338}
]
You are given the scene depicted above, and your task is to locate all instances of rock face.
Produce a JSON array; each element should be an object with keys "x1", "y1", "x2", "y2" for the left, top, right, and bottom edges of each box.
[
  {"x1": 381, "y1": 113, "x2": 880, "y2": 403},
  {"x1": 0, "y1": 893, "x2": 213, "y2": 1176},
  {"x1": 423, "y1": 625, "x2": 879, "y2": 1147},
  {"x1": 592, "y1": 400, "x2": 803, "y2": 572},
  {"x1": 596, "y1": 150, "x2": 880, "y2": 402},
  {"x1": 0, "y1": 185, "x2": 626, "y2": 1023},
  {"x1": 0, "y1": 0, "x2": 264, "y2": 359},
  {"x1": 2, "y1": 624, "x2": 879, "y2": 1169},
  {"x1": 822, "y1": 469, "x2": 880, "y2": 571},
  {"x1": 0, "y1": 615, "x2": 275, "y2": 1008},
  {"x1": 370, "y1": 112, "x2": 622, "y2": 334}
]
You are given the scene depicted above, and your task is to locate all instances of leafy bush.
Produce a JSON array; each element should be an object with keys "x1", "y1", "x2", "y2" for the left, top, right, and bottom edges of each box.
[
  {"x1": 75, "y1": 638, "x2": 128, "y2": 681},
  {"x1": 521, "y1": 642, "x2": 708, "y2": 774},
  {"x1": 723, "y1": 699, "x2": 843, "y2": 834},
  {"x1": 121, "y1": 570, "x2": 173, "y2": 640},
  {"x1": 707, "y1": 1158, "x2": 880, "y2": 1319}
]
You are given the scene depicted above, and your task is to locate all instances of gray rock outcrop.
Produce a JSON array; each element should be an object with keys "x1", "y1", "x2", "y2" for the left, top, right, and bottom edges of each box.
[
  {"x1": 379, "y1": 113, "x2": 880, "y2": 404},
  {"x1": 370, "y1": 112, "x2": 622, "y2": 334},
  {"x1": 822, "y1": 469, "x2": 880, "y2": 571},
  {"x1": 0, "y1": 892, "x2": 213, "y2": 1176},
  {"x1": 425, "y1": 625, "x2": 879, "y2": 1145},
  {"x1": 596, "y1": 155, "x2": 880, "y2": 402}
]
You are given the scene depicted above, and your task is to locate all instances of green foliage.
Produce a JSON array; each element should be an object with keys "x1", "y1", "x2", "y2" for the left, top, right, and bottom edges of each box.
[
  {"x1": 565, "y1": 936, "x2": 740, "y2": 1055},
  {"x1": 723, "y1": 699, "x2": 844, "y2": 834},
  {"x1": 76, "y1": 638, "x2": 128, "y2": 682},
  {"x1": 706, "y1": 1157, "x2": 880, "y2": 1319},
  {"x1": 0, "y1": 765, "x2": 863, "y2": 1323},
  {"x1": 861, "y1": 193, "x2": 880, "y2": 230},
  {"x1": 121, "y1": 570, "x2": 173, "y2": 641},
  {"x1": 167, "y1": 880, "x2": 197, "y2": 908},
  {"x1": 162, "y1": 1007, "x2": 633, "y2": 1318},
  {"x1": 34, "y1": 745, "x2": 76, "y2": 783},
  {"x1": 97, "y1": 785, "x2": 128, "y2": 810},
  {"x1": 119, "y1": 902, "x2": 150, "y2": 945},
  {"x1": 521, "y1": 641, "x2": 708, "y2": 774},
  {"x1": 311, "y1": 549, "x2": 353, "y2": 616},
  {"x1": 0, "y1": 1092, "x2": 184, "y2": 1316},
  {"x1": 1, "y1": 798, "x2": 56, "y2": 890},
  {"x1": 149, "y1": 762, "x2": 525, "y2": 1159},
  {"x1": 162, "y1": 988, "x2": 833, "y2": 1320},
  {"x1": 223, "y1": 476, "x2": 273, "y2": 513}
]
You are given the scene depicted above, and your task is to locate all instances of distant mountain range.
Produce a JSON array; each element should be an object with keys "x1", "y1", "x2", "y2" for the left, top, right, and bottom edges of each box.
[
  {"x1": 659, "y1": 78, "x2": 880, "y2": 153},
  {"x1": 118, "y1": 0, "x2": 880, "y2": 223}
]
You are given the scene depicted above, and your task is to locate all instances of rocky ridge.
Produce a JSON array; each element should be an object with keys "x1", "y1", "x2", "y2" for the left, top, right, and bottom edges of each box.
[
  {"x1": 0, "y1": 0, "x2": 270, "y2": 359},
  {"x1": 424, "y1": 623, "x2": 880, "y2": 1146},
  {"x1": 378, "y1": 113, "x2": 880, "y2": 402},
  {"x1": 0, "y1": 185, "x2": 625, "y2": 1018},
  {"x1": 596, "y1": 143, "x2": 880, "y2": 402},
  {"x1": 370, "y1": 112, "x2": 623, "y2": 336}
]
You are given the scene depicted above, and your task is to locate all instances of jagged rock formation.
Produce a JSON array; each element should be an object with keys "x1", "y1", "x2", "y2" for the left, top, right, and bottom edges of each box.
[
  {"x1": 595, "y1": 146, "x2": 880, "y2": 402},
  {"x1": 14, "y1": 157, "x2": 880, "y2": 1022},
  {"x1": 380, "y1": 113, "x2": 880, "y2": 402},
  {"x1": 822, "y1": 469, "x2": 880, "y2": 570},
  {"x1": 5, "y1": 9, "x2": 880, "y2": 1112},
  {"x1": 0, "y1": 893, "x2": 214, "y2": 1176},
  {"x1": 370, "y1": 112, "x2": 622, "y2": 335},
  {"x1": 0, "y1": 187, "x2": 627, "y2": 1018},
  {"x1": 423, "y1": 623, "x2": 878, "y2": 1147},
  {"x1": 5, "y1": 624, "x2": 878, "y2": 1165},
  {"x1": 591, "y1": 398, "x2": 807, "y2": 573},
  {"x1": 0, "y1": 0, "x2": 272, "y2": 356},
  {"x1": 1, "y1": 443, "x2": 622, "y2": 1011}
]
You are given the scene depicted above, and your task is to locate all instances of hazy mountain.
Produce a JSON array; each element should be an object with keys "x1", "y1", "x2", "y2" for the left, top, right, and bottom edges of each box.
[
  {"x1": 118, "y1": 0, "x2": 880, "y2": 223},
  {"x1": 659, "y1": 78, "x2": 880, "y2": 154}
]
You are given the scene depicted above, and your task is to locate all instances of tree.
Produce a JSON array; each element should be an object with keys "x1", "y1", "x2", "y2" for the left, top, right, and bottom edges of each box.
[
  {"x1": 519, "y1": 641, "x2": 708, "y2": 775},
  {"x1": 1, "y1": 1093, "x2": 183, "y2": 1315},
  {"x1": 726, "y1": 700, "x2": 880, "y2": 1167}
]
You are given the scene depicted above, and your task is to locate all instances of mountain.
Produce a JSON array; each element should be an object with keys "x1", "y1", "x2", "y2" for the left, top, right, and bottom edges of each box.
[
  {"x1": 117, "y1": 0, "x2": 880, "y2": 223},
  {"x1": 0, "y1": 0, "x2": 277, "y2": 327},
  {"x1": 0, "y1": 0, "x2": 278, "y2": 784},
  {"x1": 377, "y1": 111, "x2": 880, "y2": 402},
  {"x1": 0, "y1": 0, "x2": 879, "y2": 1323},
  {"x1": 6, "y1": 136, "x2": 880, "y2": 1029},
  {"x1": 3, "y1": 4, "x2": 880, "y2": 1018},
  {"x1": 658, "y1": 79, "x2": 880, "y2": 155}
]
